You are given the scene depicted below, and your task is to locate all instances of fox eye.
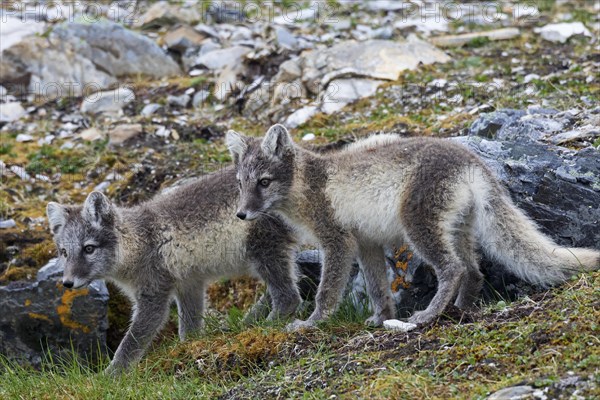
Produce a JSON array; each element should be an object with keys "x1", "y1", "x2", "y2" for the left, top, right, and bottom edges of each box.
[
  {"x1": 60, "y1": 248, "x2": 67, "y2": 257},
  {"x1": 83, "y1": 245, "x2": 96, "y2": 255},
  {"x1": 259, "y1": 178, "x2": 271, "y2": 187}
]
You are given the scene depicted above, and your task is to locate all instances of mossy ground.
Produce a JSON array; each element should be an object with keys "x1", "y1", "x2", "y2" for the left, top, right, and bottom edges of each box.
[{"x1": 1, "y1": 272, "x2": 598, "y2": 399}]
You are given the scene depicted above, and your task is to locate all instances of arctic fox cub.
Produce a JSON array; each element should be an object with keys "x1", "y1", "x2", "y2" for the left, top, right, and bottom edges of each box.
[
  {"x1": 47, "y1": 167, "x2": 300, "y2": 372},
  {"x1": 226, "y1": 124, "x2": 600, "y2": 331}
]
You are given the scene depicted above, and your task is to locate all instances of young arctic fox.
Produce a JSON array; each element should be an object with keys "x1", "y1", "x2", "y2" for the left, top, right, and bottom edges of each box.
[
  {"x1": 226, "y1": 124, "x2": 600, "y2": 331},
  {"x1": 46, "y1": 167, "x2": 301, "y2": 372}
]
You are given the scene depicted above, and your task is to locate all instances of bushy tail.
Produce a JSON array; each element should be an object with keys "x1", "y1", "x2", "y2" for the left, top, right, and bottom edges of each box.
[{"x1": 475, "y1": 194, "x2": 600, "y2": 287}]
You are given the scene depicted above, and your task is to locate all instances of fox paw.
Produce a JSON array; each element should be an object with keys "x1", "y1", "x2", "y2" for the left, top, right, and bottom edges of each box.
[
  {"x1": 365, "y1": 315, "x2": 386, "y2": 327},
  {"x1": 285, "y1": 319, "x2": 316, "y2": 332},
  {"x1": 408, "y1": 310, "x2": 435, "y2": 326}
]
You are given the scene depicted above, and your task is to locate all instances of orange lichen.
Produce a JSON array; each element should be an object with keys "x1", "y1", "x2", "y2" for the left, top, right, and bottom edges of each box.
[
  {"x1": 55, "y1": 284, "x2": 91, "y2": 333},
  {"x1": 391, "y1": 275, "x2": 411, "y2": 292},
  {"x1": 28, "y1": 312, "x2": 52, "y2": 323}
]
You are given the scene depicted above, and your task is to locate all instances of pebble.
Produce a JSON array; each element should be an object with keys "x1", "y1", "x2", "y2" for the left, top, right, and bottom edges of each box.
[
  {"x1": 0, "y1": 219, "x2": 17, "y2": 229},
  {"x1": 383, "y1": 319, "x2": 417, "y2": 332},
  {"x1": 16, "y1": 134, "x2": 34, "y2": 143}
]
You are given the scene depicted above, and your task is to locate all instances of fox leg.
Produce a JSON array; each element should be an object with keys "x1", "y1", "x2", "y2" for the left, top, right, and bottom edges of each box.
[
  {"x1": 175, "y1": 280, "x2": 206, "y2": 340},
  {"x1": 243, "y1": 291, "x2": 272, "y2": 324},
  {"x1": 453, "y1": 231, "x2": 483, "y2": 309},
  {"x1": 357, "y1": 239, "x2": 395, "y2": 327},
  {"x1": 107, "y1": 290, "x2": 171, "y2": 374},
  {"x1": 287, "y1": 231, "x2": 356, "y2": 331}
]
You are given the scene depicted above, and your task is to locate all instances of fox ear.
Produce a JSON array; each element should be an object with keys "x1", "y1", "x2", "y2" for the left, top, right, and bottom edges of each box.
[
  {"x1": 226, "y1": 130, "x2": 247, "y2": 164},
  {"x1": 82, "y1": 192, "x2": 115, "y2": 227},
  {"x1": 262, "y1": 124, "x2": 293, "y2": 158},
  {"x1": 47, "y1": 202, "x2": 67, "y2": 234}
]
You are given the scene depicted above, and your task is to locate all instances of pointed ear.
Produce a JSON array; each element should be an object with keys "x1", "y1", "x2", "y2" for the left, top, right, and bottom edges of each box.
[
  {"x1": 262, "y1": 124, "x2": 294, "y2": 158},
  {"x1": 82, "y1": 192, "x2": 115, "y2": 227},
  {"x1": 226, "y1": 130, "x2": 247, "y2": 164},
  {"x1": 47, "y1": 202, "x2": 67, "y2": 234}
]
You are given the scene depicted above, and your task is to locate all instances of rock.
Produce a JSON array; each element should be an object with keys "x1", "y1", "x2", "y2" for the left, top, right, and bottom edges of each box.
[
  {"x1": 286, "y1": 106, "x2": 319, "y2": 128},
  {"x1": 0, "y1": 219, "x2": 16, "y2": 229},
  {"x1": 299, "y1": 36, "x2": 450, "y2": 94},
  {"x1": 52, "y1": 21, "x2": 181, "y2": 79},
  {"x1": 0, "y1": 102, "x2": 27, "y2": 122},
  {"x1": 275, "y1": 26, "x2": 298, "y2": 50},
  {"x1": 191, "y1": 46, "x2": 251, "y2": 70},
  {"x1": 79, "y1": 128, "x2": 105, "y2": 142},
  {"x1": 164, "y1": 25, "x2": 206, "y2": 53},
  {"x1": 141, "y1": 103, "x2": 163, "y2": 117},
  {"x1": 15, "y1": 133, "x2": 33, "y2": 142},
  {"x1": 383, "y1": 320, "x2": 417, "y2": 332},
  {"x1": 534, "y1": 22, "x2": 592, "y2": 43},
  {"x1": 135, "y1": 1, "x2": 201, "y2": 29},
  {"x1": 302, "y1": 133, "x2": 316, "y2": 141},
  {"x1": 275, "y1": 59, "x2": 303, "y2": 83},
  {"x1": 394, "y1": 15, "x2": 449, "y2": 35},
  {"x1": 80, "y1": 88, "x2": 135, "y2": 115},
  {"x1": 0, "y1": 36, "x2": 116, "y2": 99},
  {"x1": 431, "y1": 28, "x2": 521, "y2": 48},
  {"x1": 167, "y1": 94, "x2": 191, "y2": 108},
  {"x1": 0, "y1": 16, "x2": 45, "y2": 52},
  {"x1": 0, "y1": 259, "x2": 109, "y2": 368},
  {"x1": 108, "y1": 124, "x2": 143, "y2": 145},
  {"x1": 321, "y1": 79, "x2": 383, "y2": 115},
  {"x1": 192, "y1": 90, "x2": 210, "y2": 108},
  {"x1": 214, "y1": 64, "x2": 245, "y2": 102},
  {"x1": 487, "y1": 385, "x2": 535, "y2": 400},
  {"x1": 10, "y1": 166, "x2": 31, "y2": 181}
]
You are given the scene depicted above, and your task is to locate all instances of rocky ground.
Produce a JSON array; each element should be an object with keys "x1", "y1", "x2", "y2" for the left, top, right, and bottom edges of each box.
[{"x1": 1, "y1": 0, "x2": 599, "y2": 398}]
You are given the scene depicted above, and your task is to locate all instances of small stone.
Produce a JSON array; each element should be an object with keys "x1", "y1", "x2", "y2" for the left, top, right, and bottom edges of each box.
[
  {"x1": 80, "y1": 88, "x2": 135, "y2": 115},
  {"x1": 383, "y1": 319, "x2": 417, "y2": 332},
  {"x1": 108, "y1": 124, "x2": 143, "y2": 145},
  {"x1": 193, "y1": 46, "x2": 251, "y2": 70},
  {"x1": 167, "y1": 94, "x2": 191, "y2": 108},
  {"x1": 60, "y1": 141, "x2": 75, "y2": 150},
  {"x1": 286, "y1": 106, "x2": 319, "y2": 128},
  {"x1": 164, "y1": 24, "x2": 206, "y2": 53},
  {"x1": 155, "y1": 126, "x2": 170, "y2": 137},
  {"x1": 487, "y1": 385, "x2": 535, "y2": 400},
  {"x1": 94, "y1": 182, "x2": 110, "y2": 192},
  {"x1": 79, "y1": 128, "x2": 104, "y2": 142},
  {"x1": 321, "y1": 79, "x2": 383, "y2": 115},
  {"x1": 302, "y1": 133, "x2": 316, "y2": 141},
  {"x1": 523, "y1": 73, "x2": 540, "y2": 84},
  {"x1": 10, "y1": 165, "x2": 31, "y2": 180},
  {"x1": 192, "y1": 90, "x2": 210, "y2": 108},
  {"x1": 275, "y1": 26, "x2": 298, "y2": 49},
  {"x1": 534, "y1": 22, "x2": 592, "y2": 43},
  {"x1": 141, "y1": 103, "x2": 162, "y2": 117},
  {"x1": 16, "y1": 134, "x2": 34, "y2": 143},
  {"x1": 0, "y1": 102, "x2": 27, "y2": 122},
  {"x1": 0, "y1": 219, "x2": 16, "y2": 229}
]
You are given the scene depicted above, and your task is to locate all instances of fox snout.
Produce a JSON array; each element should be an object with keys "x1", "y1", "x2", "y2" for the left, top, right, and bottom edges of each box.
[
  {"x1": 236, "y1": 211, "x2": 247, "y2": 220},
  {"x1": 62, "y1": 279, "x2": 74, "y2": 288}
]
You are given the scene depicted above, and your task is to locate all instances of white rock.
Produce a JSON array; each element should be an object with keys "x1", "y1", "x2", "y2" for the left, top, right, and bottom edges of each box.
[
  {"x1": 167, "y1": 94, "x2": 191, "y2": 108},
  {"x1": 534, "y1": 22, "x2": 592, "y2": 43},
  {"x1": 94, "y1": 181, "x2": 111, "y2": 192},
  {"x1": 321, "y1": 79, "x2": 383, "y2": 115},
  {"x1": 80, "y1": 128, "x2": 105, "y2": 141},
  {"x1": 0, "y1": 219, "x2": 17, "y2": 229},
  {"x1": 383, "y1": 319, "x2": 417, "y2": 332},
  {"x1": 193, "y1": 46, "x2": 251, "y2": 70},
  {"x1": 192, "y1": 90, "x2": 210, "y2": 108},
  {"x1": 10, "y1": 165, "x2": 31, "y2": 181},
  {"x1": 16, "y1": 134, "x2": 34, "y2": 143},
  {"x1": 0, "y1": 16, "x2": 46, "y2": 52},
  {"x1": 523, "y1": 73, "x2": 540, "y2": 84},
  {"x1": 60, "y1": 141, "x2": 75, "y2": 150},
  {"x1": 108, "y1": 124, "x2": 143, "y2": 145},
  {"x1": 80, "y1": 88, "x2": 135, "y2": 115},
  {"x1": 141, "y1": 103, "x2": 162, "y2": 117},
  {"x1": 155, "y1": 126, "x2": 170, "y2": 138},
  {"x1": 286, "y1": 106, "x2": 319, "y2": 128},
  {"x1": 1, "y1": 102, "x2": 27, "y2": 122},
  {"x1": 302, "y1": 133, "x2": 316, "y2": 141},
  {"x1": 487, "y1": 385, "x2": 535, "y2": 400}
]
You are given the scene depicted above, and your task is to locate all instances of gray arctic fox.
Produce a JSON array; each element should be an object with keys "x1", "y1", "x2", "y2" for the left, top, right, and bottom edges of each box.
[
  {"x1": 226, "y1": 124, "x2": 600, "y2": 331},
  {"x1": 47, "y1": 167, "x2": 300, "y2": 372}
]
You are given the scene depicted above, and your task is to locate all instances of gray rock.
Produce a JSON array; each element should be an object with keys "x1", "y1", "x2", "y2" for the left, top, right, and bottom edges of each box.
[
  {"x1": 192, "y1": 90, "x2": 210, "y2": 108},
  {"x1": 80, "y1": 88, "x2": 135, "y2": 115},
  {"x1": 0, "y1": 16, "x2": 45, "y2": 52},
  {"x1": 192, "y1": 46, "x2": 251, "y2": 70},
  {"x1": 135, "y1": 1, "x2": 201, "y2": 29},
  {"x1": 164, "y1": 24, "x2": 206, "y2": 53},
  {"x1": 0, "y1": 259, "x2": 109, "y2": 368},
  {"x1": 0, "y1": 219, "x2": 16, "y2": 229},
  {"x1": 321, "y1": 79, "x2": 383, "y2": 115},
  {"x1": 285, "y1": 106, "x2": 319, "y2": 128},
  {"x1": 79, "y1": 128, "x2": 105, "y2": 142},
  {"x1": 167, "y1": 94, "x2": 191, "y2": 108},
  {"x1": 487, "y1": 385, "x2": 535, "y2": 400},
  {"x1": 52, "y1": 21, "x2": 181, "y2": 78},
  {"x1": 0, "y1": 102, "x2": 27, "y2": 122},
  {"x1": 108, "y1": 124, "x2": 143, "y2": 145},
  {"x1": 534, "y1": 22, "x2": 592, "y2": 43},
  {"x1": 275, "y1": 26, "x2": 298, "y2": 50},
  {"x1": 141, "y1": 103, "x2": 163, "y2": 117},
  {"x1": 15, "y1": 133, "x2": 33, "y2": 143}
]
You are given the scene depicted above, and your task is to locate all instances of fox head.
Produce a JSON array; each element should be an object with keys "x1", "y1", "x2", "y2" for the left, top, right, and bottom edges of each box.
[
  {"x1": 226, "y1": 124, "x2": 296, "y2": 220},
  {"x1": 46, "y1": 192, "x2": 119, "y2": 289}
]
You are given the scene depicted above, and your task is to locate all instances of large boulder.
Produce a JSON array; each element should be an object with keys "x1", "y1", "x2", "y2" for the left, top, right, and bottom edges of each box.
[
  {"x1": 1, "y1": 20, "x2": 180, "y2": 99},
  {"x1": 0, "y1": 260, "x2": 109, "y2": 367}
]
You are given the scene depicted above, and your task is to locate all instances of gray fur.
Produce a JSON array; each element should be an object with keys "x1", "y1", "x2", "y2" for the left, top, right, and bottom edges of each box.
[
  {"x1": 229, "y1": 125, "x2": 600, "y2": 330},
  {"x1": 47, "y1": 167, "x2": 300, "y2": 373}
]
